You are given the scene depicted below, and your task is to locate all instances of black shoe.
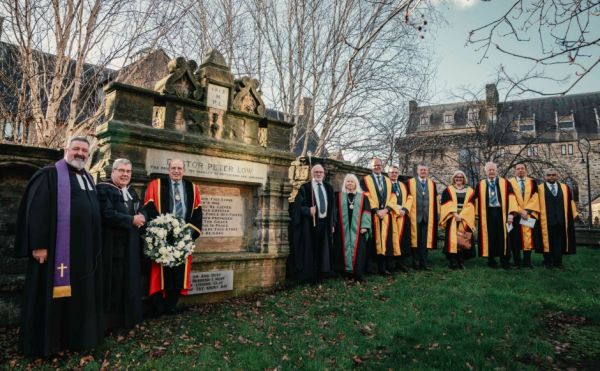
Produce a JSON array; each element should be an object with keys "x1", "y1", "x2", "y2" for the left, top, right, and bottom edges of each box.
[
  {"x1": 459, "y1": 263, "x2": 465, "y2": 270},
  {"x1": 396, "y1": 264, "x2": 409, "y2": 273},
  {"x1": 379, "y1": 269, "x2": 392, "y2": 276},
  {"x1": 556, "y1": 264, "x2": 565, "y2": 270},
  {"x1": 502, "y1": 265, "x2": 511, "y2": 270},
  {"x1": 164, "y1": 308, "x2": 180, "y2": 316},
  {"x1": 422, "y1": 266, "x2": 431, "y2": 271}
]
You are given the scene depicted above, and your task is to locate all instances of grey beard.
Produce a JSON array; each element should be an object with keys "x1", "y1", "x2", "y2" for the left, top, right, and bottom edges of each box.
[{"x1": 67, "y1": 158, "x2": 86, "y2": 170}]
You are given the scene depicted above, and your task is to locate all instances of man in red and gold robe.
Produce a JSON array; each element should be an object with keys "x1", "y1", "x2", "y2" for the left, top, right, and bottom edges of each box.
[
  {"x1": 360, "y1": 158, "x2": 397, "y2": 275},
  {"x1": 536, "y1": 168, "x2": 577, "y2": 269},
  {"x1": 143, "y1": 158, "x2": 202, "y2": 315},
  {"x1": 508, "y1": 163, "x2": 540, "y2": 268},
  {"x1": 406, "y1": 163, "x2": 438, "y2": 270}
]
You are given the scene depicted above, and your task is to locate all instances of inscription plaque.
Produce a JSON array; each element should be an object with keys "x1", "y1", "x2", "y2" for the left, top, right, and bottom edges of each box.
[
  {"x1": 207, "y1": 84, "x2": 229, "y2": 110},
  {"x1": 146, "y1": 149, "x2": 268, "y2": 185},
  {"x1": 188, "y1": 270, "x2": 233, "y2": 295},
  {"x1": 201, "y1": 195, "x2": 244, "y2": 238}
]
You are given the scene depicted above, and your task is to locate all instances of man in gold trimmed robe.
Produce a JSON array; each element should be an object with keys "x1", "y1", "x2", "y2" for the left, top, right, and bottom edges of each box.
[
  {"x1": 508, "y1": 163, "x2": 540, "y2": 268},
  {"x1": 536, "y1": 168, "x2": 577, "y2": 269},
  {"x1": 474, "y1": 162, "x2": 516, "y2": 269},
  {"x1": 388, "y1": 165, "x2": 412, "y2": 272},
  {"x1": 360, "y1": 158, "x2": 398, "y2": 275},
  {"x1": 406, "y1": 163, "x2": 438, "y2": 270},
  {"x1": 143, "y1": 158, "x2": 202, "y2": 315}
]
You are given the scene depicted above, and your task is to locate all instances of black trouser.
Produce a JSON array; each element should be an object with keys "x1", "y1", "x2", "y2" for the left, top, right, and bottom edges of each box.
[
  {"x1": 486, "y1": 207, "x2": 510, "y2": 268},
  {"x1": 412, "y1": 221, "x2": 429, "y2": 268},
  {"x1": 151, "y1": 289, "x2": 180, "y2": 314},
  {"x1": 544, "y1": 223, "x2": 565, "y2": 267},
  {"x1": 522, "y1": 251, "x2": 532, "y2": 267},
  {"x1": 377, "y1": 255, "x2": 393, "y2": 273}
]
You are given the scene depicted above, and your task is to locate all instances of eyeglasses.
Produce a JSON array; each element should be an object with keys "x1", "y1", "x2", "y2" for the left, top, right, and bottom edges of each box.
[
  {"x1": 546, "y1": 174, "x2": 557, "y2": 176},
  {"x1": 115, "y1": 169, "x2": 132, "y2": 174}
]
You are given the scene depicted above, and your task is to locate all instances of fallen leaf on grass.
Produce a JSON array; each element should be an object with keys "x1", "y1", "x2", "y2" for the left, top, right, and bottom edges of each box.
[
  {"x1": 238, "y1": 335, "x2": 249, "y2": 344},
  {"x1": 79, "y1": 355, "x2": 94, "y2": 366},
  {"x1": 214, "y1": 340, "x2": 222, "y2": 349},
  {"x1": 281, "y1": 354, "x2": 290, "y2": 361},
  {"x1": 116, "y1": 335, "x2": 125, "y2": 342},
  {"x1": 352, "y1": 355, "x2": 363, "y2": 364}
]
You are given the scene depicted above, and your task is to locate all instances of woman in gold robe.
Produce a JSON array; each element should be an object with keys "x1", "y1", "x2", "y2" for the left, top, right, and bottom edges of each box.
[{"x1": 439, "y1": 170, "x2": 476, "y2": 269}]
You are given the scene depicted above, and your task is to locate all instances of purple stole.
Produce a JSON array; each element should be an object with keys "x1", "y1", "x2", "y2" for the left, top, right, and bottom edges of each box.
[{"x1": 53, "y1": 159, "x2": 95, "y2": 298}]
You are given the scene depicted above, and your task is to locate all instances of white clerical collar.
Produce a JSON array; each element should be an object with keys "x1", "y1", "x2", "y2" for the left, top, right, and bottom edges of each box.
[{"x1": 121, "y1": 186, "x2": 132, "y2": 201}]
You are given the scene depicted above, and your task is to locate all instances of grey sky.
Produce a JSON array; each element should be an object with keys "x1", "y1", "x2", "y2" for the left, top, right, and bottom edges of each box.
[{"x1": 427, "y1": 0, "x2": 599, "y2": 104}]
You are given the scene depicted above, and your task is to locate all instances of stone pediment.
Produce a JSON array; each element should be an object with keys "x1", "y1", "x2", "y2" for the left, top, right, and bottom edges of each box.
[
  {"x1": 232, "y1": 77, "x2": 265, "y2": 116},
  {"x1": 154, "y1": 57, "x2": 203, "y2": 101}
]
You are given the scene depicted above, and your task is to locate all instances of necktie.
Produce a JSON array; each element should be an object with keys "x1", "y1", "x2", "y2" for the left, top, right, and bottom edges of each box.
[
  {"x1": 174, "y1": 182, "x2": 184, "y2": 218},
  {"x1": 488, "y1": 179, "x2": 499, "y2": 206},
  {"x1": 519, "y1": 179, "x2": 525, "y2": 197},
  {"x1": 317, "y1": 183, "x2": 326, "y2": 215},
  {"x1": 551, "y1": 184, "x2": 558, "y2": 197}
]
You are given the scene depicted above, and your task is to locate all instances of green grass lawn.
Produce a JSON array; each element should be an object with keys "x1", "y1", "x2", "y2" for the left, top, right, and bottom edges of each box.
[{"x1": 3, "y1": 248, "x2": 600, "y2": 370}]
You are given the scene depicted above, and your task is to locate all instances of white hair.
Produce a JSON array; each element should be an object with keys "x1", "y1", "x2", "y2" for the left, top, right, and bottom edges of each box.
[
  {"x1": 342, "y1": 173, "x2": 363, "y2": 193},
  {"x1": 112, "y1": 158, "x2": 132, "y2": 170},
  {"x1": 484, "y1": 162, "x2": 497, "y2": 172}
]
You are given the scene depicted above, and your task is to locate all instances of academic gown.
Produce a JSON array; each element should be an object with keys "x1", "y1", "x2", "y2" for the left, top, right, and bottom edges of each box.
[
  {"x1": 474, "y1": 178, "x2": 517, "y2": 258},
  {"x1": 289, "y1": 181, "x2": 335, "y2": 282},
  {"x1": 508, "y1": 177, "x2": 541, "y2": 251},
  {"x1": 97, "y1": 180, "x2": 145, "y2": 331},
  {"x1": 143, "y1": 177, "x2": 202, "y2": 296},
  {"x1": 391, "y1": 181, "x2": 412, "y2": 256},
  {"x1": 15, "y1": 163, "x2": 103, "y2": 357},
  {"x1": 439, "y1": 186, "x2": 476, "y2": 258},
  {"x1": 536, "y1": 182, "x2": 577, "y2": 254},
  {"x1": 360, "y1": 175, "x2": 398, "y2": 256},
  {"x1": 332, "y1": 192, "x2": 371, "y2": 275},
  {"x1": 406, "y1": 178, "x2": 438, "y2": 249}
]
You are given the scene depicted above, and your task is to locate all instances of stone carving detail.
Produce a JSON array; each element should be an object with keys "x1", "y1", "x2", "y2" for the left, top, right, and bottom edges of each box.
[
  {"x1": 232, "y1": 77, "x2": 265, "y2": 116},
  {"x1": 154, "y1": 57, "x2": 203, "y2": 101},
  {"x1": 258, "y1": 127, "x2": 267, "y2": 147}
]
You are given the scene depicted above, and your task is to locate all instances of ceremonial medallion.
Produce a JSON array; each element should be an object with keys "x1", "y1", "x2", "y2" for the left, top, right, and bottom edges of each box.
[
  {"x1": 349, "y1": 204, "x2": 354, "y2": 210},
  {"x1": 175, "y1": 194, "x2": 181, "y2": 201}
]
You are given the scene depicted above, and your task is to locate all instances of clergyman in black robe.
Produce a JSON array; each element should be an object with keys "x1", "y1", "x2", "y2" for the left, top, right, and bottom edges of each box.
[
  {"x1": 14, "y1": 137, "x2": 103, "y2": 357},
  {"x1": 97, "y1": 158, "x2": 146, "y2": 331},
  {"x1": 289, "y1": 164, "x2": 335, "y2": 284}
]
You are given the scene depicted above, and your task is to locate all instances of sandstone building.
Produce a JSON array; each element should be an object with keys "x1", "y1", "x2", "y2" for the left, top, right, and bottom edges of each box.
[{"x1": 396, "y1": 84, "x2": 600, "y2": 223}]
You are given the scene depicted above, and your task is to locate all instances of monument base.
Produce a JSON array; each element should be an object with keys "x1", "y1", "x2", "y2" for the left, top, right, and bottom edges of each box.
[{"x1": 180, "y1": 252, "x2": 287, "y2": 305}]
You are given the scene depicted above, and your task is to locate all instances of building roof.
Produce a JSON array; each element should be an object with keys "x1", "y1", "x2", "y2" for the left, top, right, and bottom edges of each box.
[{"x1": 407, "y1": 86, "x2": 600, "y2": 140}]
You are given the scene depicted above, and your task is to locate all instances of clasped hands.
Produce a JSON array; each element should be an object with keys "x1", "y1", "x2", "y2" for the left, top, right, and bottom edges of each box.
[{"x1": 133, "y1": 213, "x2": 146, "y2": 228}]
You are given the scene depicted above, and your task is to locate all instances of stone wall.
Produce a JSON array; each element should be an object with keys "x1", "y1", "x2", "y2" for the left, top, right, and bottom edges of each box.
[{"x1": 0, "y1": 144, "x2": 62, "y2": 326}]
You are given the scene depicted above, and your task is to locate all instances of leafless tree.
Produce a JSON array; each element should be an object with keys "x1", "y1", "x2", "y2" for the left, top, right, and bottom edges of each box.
[
  {"x1": 242, "y1": 0, "x2": 436, "y2": 157},
  {"x1": 468, "y1": 0, "x2": 600, "y2": 95},
  {"x1": 0, "y1": 0, "x2": 185, "y2": 147}
]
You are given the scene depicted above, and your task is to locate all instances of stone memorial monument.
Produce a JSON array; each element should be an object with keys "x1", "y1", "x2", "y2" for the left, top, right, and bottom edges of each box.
[{"x1": 91, "y1": 49, "x2": 294, "y2": 304}]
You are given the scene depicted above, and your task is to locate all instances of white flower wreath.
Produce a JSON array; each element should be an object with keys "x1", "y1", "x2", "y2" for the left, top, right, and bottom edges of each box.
[{"x1": 143, "y1": 213, "x2": 195, "y2": 267}]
